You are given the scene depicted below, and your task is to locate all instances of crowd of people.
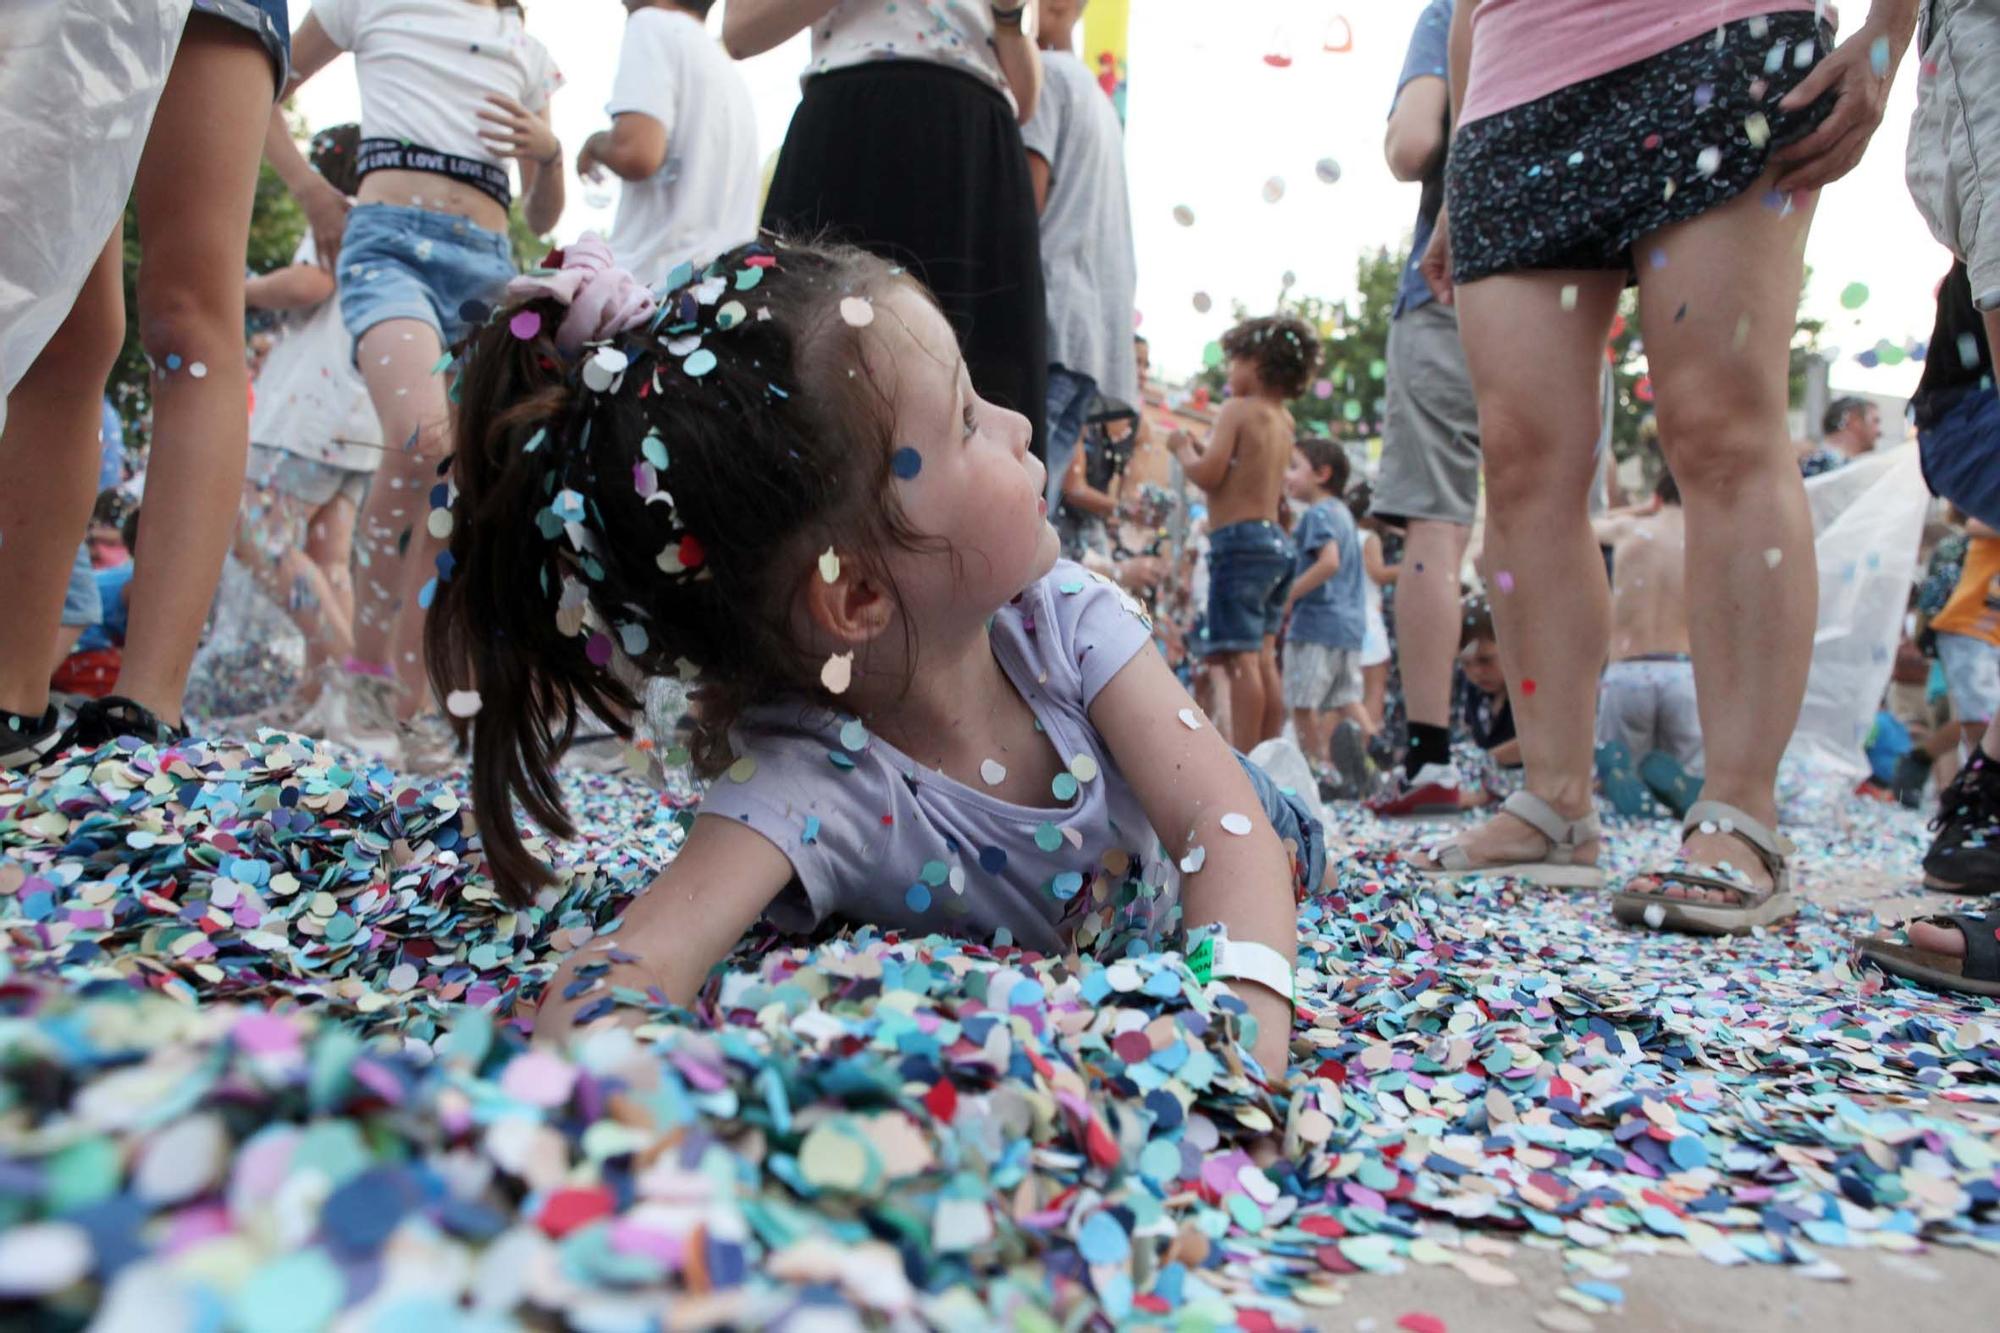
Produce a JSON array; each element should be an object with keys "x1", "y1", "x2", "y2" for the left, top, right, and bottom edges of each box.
[{"x1": 3, "y1": 0, "x2": 2000, "y2": 1071}]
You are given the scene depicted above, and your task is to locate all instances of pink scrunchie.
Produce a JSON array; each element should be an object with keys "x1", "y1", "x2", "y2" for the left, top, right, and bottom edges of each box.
[{"x1": 505, "y1": 232, "x2": 658, "y2": 358}]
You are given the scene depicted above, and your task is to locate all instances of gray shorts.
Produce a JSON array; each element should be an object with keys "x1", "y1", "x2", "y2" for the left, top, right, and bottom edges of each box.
[
  {"x1": 247, "y1": 443, "x2": 371, "y2": 510},
  {"x1": 1377, "y1": 300, "x2": 1480, "y2": 527},
  {"x1": 1596, "y1": 656, "x2": 1702, "y2": 771},
  {"x1": 1283, "y1": 640, "x2": 1363, "y2": 711},
  {"x1": 1908, "y1": 0, "x2": 2000, "y2": 310},
  {"x1": 1937, "y1": 631, "x2": 2000, "y2": 724}
]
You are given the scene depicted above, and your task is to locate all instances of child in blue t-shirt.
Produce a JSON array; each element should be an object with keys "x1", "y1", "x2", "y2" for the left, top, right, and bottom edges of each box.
[{"x1": 1282, "y1": 437, "x2": 1370, "y2": 795}]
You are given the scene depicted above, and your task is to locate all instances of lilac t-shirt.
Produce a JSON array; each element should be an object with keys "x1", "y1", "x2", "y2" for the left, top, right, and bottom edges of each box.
[
  {"x1": 1460, "y1": 0, "x2": 1820, "y2": 127},
  {"x1": 699, "y1": 561, "x2": 1182, "y2": 957}
]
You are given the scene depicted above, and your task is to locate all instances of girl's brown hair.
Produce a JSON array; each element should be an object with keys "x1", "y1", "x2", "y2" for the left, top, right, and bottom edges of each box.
[{"x1": 427, "y1": 237, "x2": 929, "y2": 904}]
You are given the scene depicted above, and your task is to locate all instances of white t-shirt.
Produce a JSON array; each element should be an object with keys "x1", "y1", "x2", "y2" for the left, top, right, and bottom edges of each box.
[
  {"x1": 804, "y1": 0, "x2": 1014, "y2": 111},
  {"x1": 310, "y1": 0, "x2": 562, "y2": 171},
  {"x1": 604, "y1": 9, "x2": 761, "y2": 283},
  {"x1": 250, "y1": 238, "x2": 382, "y2": 474}
]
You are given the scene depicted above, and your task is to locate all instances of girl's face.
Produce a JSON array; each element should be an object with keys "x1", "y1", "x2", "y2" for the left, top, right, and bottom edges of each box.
[
  {"x1": 1284, "y1": 448, "x2": 1319, "y2": 501},
  {"x1": 871, "y1": 286, "x2": 1056, "y2": 624},
  {"x1": 1225, "y1": 355, "x2": 1259, "y2": 398}
]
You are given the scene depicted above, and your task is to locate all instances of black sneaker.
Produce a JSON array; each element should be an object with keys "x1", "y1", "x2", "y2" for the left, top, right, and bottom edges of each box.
[
  {"x1": 55, "y1": 695, "x2": 190, "y2": 755},
  {"x1": 1923, "y1": 753, "x2": 2000, "y2": 894},
  {"x1": 0, "y1": 705, "x2": 67, "y2": 771}
]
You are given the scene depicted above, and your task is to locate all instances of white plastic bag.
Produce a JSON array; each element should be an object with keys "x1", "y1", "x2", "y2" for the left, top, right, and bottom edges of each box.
[
  {"x1": 0, "y1": 0, "x2": 191, "y2": 425},
  {"x1": 1782, "y1": 443, "x2": 1931, "y2": 782}
]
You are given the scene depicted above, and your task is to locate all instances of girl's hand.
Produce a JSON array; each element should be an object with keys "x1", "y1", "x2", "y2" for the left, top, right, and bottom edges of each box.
[
  {"x1": 576, "y1": 131, "x2": 610, "y2": 184},
  {"x1": 1771, "y1": 14, "x2": 1910, "y2": 194},
  {"x1": 478, "y1": 93, "x2": 561, "y2": 166},
  {"x1": 304, "y1": 178, "x2": 353, "y2": 269},
  {"x1": 1420, "y1": 206, "x2": 1453, "y2": 306}
]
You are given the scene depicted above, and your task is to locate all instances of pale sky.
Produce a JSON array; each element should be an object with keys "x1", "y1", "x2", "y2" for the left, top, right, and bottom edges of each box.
[{"x1": 298, "y1": 0, "x2": 1949, "y2": 402}]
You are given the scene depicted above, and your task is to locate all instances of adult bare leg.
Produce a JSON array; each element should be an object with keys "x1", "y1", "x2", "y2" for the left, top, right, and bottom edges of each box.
[
  {"x1": 306, "y1": 495, "x2": 359, "y2": 661},
  {"x1": 1395, "y1": 518, "x2": 1472, "y2": 738},
  {"x1": 347, "y1": 318, "x2": 451, "y2": 715},
  {"x1": 0, "y1": 233, "x2": 123, "y2": 719},
  {"x1": 117, "y1": 19, "x2": 274, "y2": 722},
  {"x1": 1411, "y1": 269, "x2": 1625, "y2": 870},
  {"x1": 1626, "y1": 174, "x2": 1818, "y2": 901}
]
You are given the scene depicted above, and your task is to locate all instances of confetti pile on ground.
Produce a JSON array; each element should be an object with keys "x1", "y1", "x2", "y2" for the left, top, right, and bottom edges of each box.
[{"x1": 3, "y1": 733, "x2": 1998, "y2": 1329}]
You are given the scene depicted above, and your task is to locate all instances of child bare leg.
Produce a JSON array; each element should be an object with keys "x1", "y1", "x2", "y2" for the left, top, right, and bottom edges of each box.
[
  {"x1": 1257, "y1": 638, "x2": 1285, "y2": 745},
  {"x1": 1223, "y1": 649, "x2": 1265, "y2": 751}
]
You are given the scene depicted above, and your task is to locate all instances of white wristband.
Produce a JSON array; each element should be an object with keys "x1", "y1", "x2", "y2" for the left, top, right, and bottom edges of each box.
[{"x1": 1208, "y1": 938, "x2": 1294, "y2": 1005}]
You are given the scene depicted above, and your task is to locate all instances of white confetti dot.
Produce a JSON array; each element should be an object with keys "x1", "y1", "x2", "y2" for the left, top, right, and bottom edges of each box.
[
  {"x1": 1560, "y1": 285, "x2": 1578, "y2": 312},
  {"x1": 980, "y1": 758, "x2": 1007, "y2": 786},
  {"x1": 820, "y1": 652, "x2": 853, "y2": 695},
  {"x1": 1178, "y1": 708, "x2": 1202, "y2": 730},
  {"x1": 1070, "y1": 754, "x2": 1100, "y2": 783},
  {"x1": 1179, "y1": 845, "x2": 1207, "y2": 874},
  {"x1": 1643, "y1": 903, "x2": 1666, "y2": 929},
  {"x1": 1220, "y1": 812, "x2": 1254, "y2": 836},
  {"x1": 0, "y1": 1222, "x2": 91, "y2": 1297},
  {"x1": 446, "y1": 690, "x2": 483, "y2": 718},
  {"x1": 1763, "y1": 548, "x2": 1782, "y2": 569},
  {"x1": 839, "y1": 297, "x2": 874, "y2": 327},
  {"x1": 188, "y1": 361, "x2": 208, "y2": 379},
  {"x1": 1192, "y1": 291, "x2": 1212, "y2": 313},
  {"x1": 1262, "y1": 176, "x2": 1286, "y2": 203},
  {"x1": 581, "y1": 346, "x2": 629, "y2": 393},
  {"x1": 818, "y1": 547, "x2": 841, "y2": 583},
  {"x1": 1314, "y1": 157, "x2": 1342, "y2": 184},
  {"x1": 1172, "y1": 204, "x2": 1195, "y2": 227},
  {"x1": 426, "y1": 507, "x2": 453, "y2": 539},
  {"x1": 1696, "y1": 146, "x2": 1722, "y2": 176}
]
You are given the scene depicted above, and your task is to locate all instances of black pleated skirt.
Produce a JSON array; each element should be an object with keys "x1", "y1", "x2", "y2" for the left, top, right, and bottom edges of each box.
[{"x1": 763, "y1": 60, "x2": 1050, "y2": 461}]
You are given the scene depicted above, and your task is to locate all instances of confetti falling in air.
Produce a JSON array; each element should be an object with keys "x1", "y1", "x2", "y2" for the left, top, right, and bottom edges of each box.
[
  {"x1": 1262, "y1": 177, "x2": 1286, "y2": 204},
  {"x1": 1193, "y1": 291, "x2": 1212, "y2": 313},
  {"x1": 1173, "y1": 204, "x2": 1196, "y2": 227},
  {"x1": 1315, "y1": 157, "x2": 1342, "y2": 184},
  {"x1": 2, "y1": 739, "x2": 1999, "y2": 1328},
  {"x1": 1841, "y1": 282, "x2": 1871, "y2": 310}
]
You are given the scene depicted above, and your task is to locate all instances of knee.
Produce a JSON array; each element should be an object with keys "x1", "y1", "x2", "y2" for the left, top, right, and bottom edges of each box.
[
  {"x1": 1654, "y1": 383, "x2": 1788, "y2": 497},
  {"x1": 26, "y1": 289, "x2": 124, "y2": 391},
  {"x1": 134, "y1": 268, "x2": 242, "y2": 367},
  {"x1": 1478, "y1": 409, "x2": 1594, "y2": 517}
]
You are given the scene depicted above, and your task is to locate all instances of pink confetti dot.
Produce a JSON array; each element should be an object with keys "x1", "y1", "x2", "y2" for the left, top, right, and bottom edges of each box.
[{"x1": 509, "y1": 309, "x2": 542, "y2": 340}]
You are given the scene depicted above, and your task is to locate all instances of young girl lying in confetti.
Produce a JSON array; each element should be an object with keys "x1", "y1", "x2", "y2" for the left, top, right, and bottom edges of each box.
[{"x1": 427, "y1": 235, "x2": 1322, "y2": 1080}]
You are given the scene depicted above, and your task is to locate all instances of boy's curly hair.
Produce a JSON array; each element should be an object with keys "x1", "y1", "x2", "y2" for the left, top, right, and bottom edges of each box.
[{"x1": 1220, "y1": 314, "x2": 1320, "y2": 399}]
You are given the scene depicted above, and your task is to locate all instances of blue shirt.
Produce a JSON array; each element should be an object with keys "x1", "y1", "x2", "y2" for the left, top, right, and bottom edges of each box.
[
  {"x1": 1390, "y1": 0, "x2": 1454, "y2": 321},
  {"x1": 77, "y1": 561, "x2": 132, "y2": 653},
  {"x1": 1290, "y1": 499, "x2": 1366, "y2": 650},
  {"x1": 98, "y1": 397, "x2": 125, "y2": 491}
]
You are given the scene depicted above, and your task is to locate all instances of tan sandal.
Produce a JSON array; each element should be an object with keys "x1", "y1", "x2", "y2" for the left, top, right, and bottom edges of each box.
[
  {"x1": 1415, "y1": 791, "x2": 1604, "y2": 889},
  {"x1": 1612, "y1": 800, "x2": 1796, "y2": 936}
]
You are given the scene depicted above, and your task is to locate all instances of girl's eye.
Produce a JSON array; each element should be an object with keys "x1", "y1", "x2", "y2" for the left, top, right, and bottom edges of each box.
[{"x1": 962, "y1": 403, "x2": 978, "y2": 440}]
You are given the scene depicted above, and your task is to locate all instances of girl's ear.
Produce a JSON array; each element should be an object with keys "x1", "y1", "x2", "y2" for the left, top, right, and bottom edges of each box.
[{"x1": 802, "y1": 559, "x2": 895, "y2": 646}]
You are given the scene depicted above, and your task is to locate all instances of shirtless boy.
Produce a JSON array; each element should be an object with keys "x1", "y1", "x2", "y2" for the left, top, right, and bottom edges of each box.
[
  {"x1": 1171, "y1": 315, "x2": 1321, "y2": 750},
  {"x1": 1590, "y1": 470, "x2": 1699, "y2": 813}
]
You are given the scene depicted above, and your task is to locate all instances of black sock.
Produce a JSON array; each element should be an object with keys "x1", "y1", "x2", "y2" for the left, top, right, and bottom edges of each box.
[{"x1": 1405, "y1": 723, "x2": 1450, "y2": 779}]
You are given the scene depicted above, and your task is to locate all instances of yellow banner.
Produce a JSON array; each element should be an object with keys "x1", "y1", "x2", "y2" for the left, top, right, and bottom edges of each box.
[{"x1": 1081, "y1": 0, "x2": 1130, "y2": 120}]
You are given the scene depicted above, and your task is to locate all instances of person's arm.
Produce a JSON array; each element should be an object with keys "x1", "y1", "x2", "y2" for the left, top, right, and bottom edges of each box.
[
  {"x1": 1061, "y1": 444, "x2": 1117, "y2": 518},
  {"x1": 1419, "y1": 0, "x2": 1477, "y2": 304},
  {"x1": 1362, "y1": 532, "x2": 1399, "y2": 586},
  {"x1": 245, "y1": 264, "x2": 339, "y2": 311},
  {"x1": 992, "y1": 4, "x2": 1042, "y2": 124},
  {"x1": 1967, "y1": 519, "x2": 2000, "y2": 540},
  {"x1": 1089, "y1": 647, "x2": 1298, "y2": 1080},
  {"x1": 1772, "y1": 0, "x2": 1921, "y2": 193},
  {"x1": 721, "y1": 0, "x2": 842, "y2": 58},
  {"x1": 1027, "y1": 150, "x2": 1051, "y2": 213},
  {"x1": 479, "y1": 93, "x2": 566, "y2": 235},
  {"x1": 265, "y1": 15, "x2": 352, "y2": 265},
  {"x1": 1170, "y1": 401, "x2": 1244, "y2": 493},
  {"x1": 1383, "y1": 76, "x2": 1448, "y2": 182},
  {"x1": 533, "y1": 815, "x2": 793, "y2": 1044},
  {"x1": 579, "y1": 113, "x2": 670, "y2": 183},
  {"x1": 1286, "y1": 536, "x2": 1342, "y2": 607},
  {"x1": 1488, "y1": 736, "x2": 1522, "y2": 766}
]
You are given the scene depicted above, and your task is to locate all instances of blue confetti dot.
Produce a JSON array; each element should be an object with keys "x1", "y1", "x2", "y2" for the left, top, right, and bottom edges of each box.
[
  {"x1": 1052, "y1": 871, "x2": 1085, "y2": 900},
  {"x1": 802, "y1": 815, "x2": 820, "y2": 843},
  {"x1": 1077, "y1": 1211, "x2": 1131, "y2": 1265},
  {"x1": 978, "y1": 846, "x2": 1007, "y2": 874},
  {"x1": 684, "y1": 348, "x2": 718, "y2": 377},
  {"x1": 905, "y1": 883, "x2": 931, "y2": 912},
  {"x1": 891, "y1": 447, "x2": 923, "y2": 479},
  {"x1": 1052, "y1": 773, "x2": 1079, "y2": 801}
]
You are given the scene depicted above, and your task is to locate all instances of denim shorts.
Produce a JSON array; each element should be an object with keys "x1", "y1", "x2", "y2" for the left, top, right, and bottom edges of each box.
[
  {"x1": 61, "y1": 541, "x2": 102, "y2": 629},
  {"x1": 337, "y1": 204, "x2": 516, "y2": 354},
  {"x1": 1919, "y1": 386, "x2": 2000, "y2": 531},
  {"x1": 1205, "y1": 520, "x2": 1295, "y2": 655},
  {"x1": 189, "y1": 0, "x2": 290, "y2": 95},
  {"x1": 1236, "y1": 751, "x2": 1328, "y2": 901}
]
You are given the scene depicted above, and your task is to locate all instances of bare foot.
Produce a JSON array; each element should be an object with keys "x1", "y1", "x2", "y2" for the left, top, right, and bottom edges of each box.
[
  {"x1": 1627, "y1": 824, "x2": 1775, "y2": 904},
  {"x1": 1905, "y1": 918, "x2": 1966, "y2": 957},
  {"x1": 1409, "y1": 808, "x2": 1600, "y2": 873}
]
